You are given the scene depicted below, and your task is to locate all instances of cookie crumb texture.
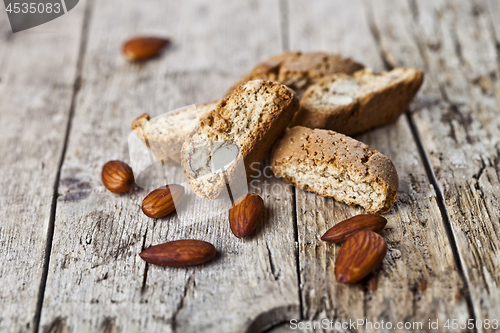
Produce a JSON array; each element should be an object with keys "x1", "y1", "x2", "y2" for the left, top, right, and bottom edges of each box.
[
  {"x1": 227, "y1": 52, "x2": 364, "y2": 97},
  {"x1": 182, "y1": 80, "x2": 300, "y2": 199},
  {"x1": 291, "y1": 68, "x2": 424, "y2": 135},
  {"x1": 271, "y1": 126, "x2": 398, "y2": 214}
]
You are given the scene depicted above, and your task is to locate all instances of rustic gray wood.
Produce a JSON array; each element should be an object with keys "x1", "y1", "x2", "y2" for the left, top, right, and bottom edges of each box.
[
  {"x1": 0, "y1": 5, "x2": 84, "y2": 333},
  {"x1": 368, "y1": 0, "x2": 500, "y2": 330},
  {"x1": 3, "y1": 0, "x2": 500, "y2": 332},
  {"x1": 286, "y1": 0, "x2": 471, "y2": 331},
  {"x1": 38, "y1": 0, "x2": 300, "y2": 332}
]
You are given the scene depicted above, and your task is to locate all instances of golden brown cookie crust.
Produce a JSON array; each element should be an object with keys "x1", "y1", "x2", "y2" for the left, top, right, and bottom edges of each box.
[
  {"x1": 182, "y1": 80, "x2": 300, "y2": 200},
  {"x1": 130, "y1": 100, "x2": 220, "y2": 165},
  {"x1": 271, "y1": 126, "x2": 398, "y2": 214},
  {"x1": 226, "y1": 51, "x2": 364, "y2": 97},
  {"x1": 291, "y1": 68, "x2": 424, "y2": 135}
]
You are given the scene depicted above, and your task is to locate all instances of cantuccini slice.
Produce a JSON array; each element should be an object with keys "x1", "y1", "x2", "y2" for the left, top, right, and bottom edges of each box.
[
  {"x1": 131, "y1": 100, "x2": 220, "y2": 165},
  {"x1": 226, "y1": 51, "x2": 364, "y2": 97},
  {"x1": 290, "y1": 68, "x2": 424, "y2": 135},
  {"x1": 182, "y1": 80, "x2": 300, "y2": 200},
  {"x1": 271, "y1": 126, "x2": 398, "y2": 214}
]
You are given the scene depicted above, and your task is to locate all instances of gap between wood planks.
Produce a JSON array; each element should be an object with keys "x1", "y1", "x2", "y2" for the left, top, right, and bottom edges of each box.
[
  {"x1": 279, "y1": 0, "x2": 304, "y2": 325},
  {"x1": 33, "y1": 0, "x2": 94, "y2": 332},
  {"x1": 363, "y1": 0, "x2": 479, "y2": 329}
]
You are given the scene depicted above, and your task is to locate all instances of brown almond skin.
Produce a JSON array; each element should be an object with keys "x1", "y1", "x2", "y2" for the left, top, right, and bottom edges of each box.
[
  {"x1": 229, "y1": 194, "x2": 264, "y2": 238},
  {"x1": 122, "y1": 37, "x2": 170, "y2": 61},
  {"x1": 142, "y1": 185, "x2": 184, "y2": 218},
  {"x1": 335, "y1": 230, "x2": 387, "y2": 284},
  {"x1": 140, "y1": 239, "x2": 216, "y2": 267},
  {"x1": 321, "y1": 214, "x2": 387, "y2": 243},
  {"x1": 101, "y1": 160, "x2": 135, "y2": 193}
]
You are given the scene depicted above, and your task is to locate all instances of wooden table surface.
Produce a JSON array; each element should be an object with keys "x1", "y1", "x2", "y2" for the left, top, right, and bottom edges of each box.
[{"x1": 2, "y1": 0, "x2": 500, "y2": 332}]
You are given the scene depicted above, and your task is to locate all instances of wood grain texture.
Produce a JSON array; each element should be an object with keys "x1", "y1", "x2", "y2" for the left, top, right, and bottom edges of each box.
[
  {"x1": 368, "y1": 0, "x2": 500, "y2": 329},
  {"x1": 3, "y1": 0, "x2": 499, "y2": 332},
  {"x1": 39, "y1": 0, "x2": 300, "y2": 332},
  {"x1": 287, "y1": 0, "x2": 471, "y2": 331},
  {"x1": 0, "y1": 5, "x2": 84, "y2": 333}
]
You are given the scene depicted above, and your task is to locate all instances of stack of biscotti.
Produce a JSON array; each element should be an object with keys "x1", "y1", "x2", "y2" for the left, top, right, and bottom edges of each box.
[
  {"x1": 181, "y1": 80, "x2": 300, "y2": 199},
  {"x1": 290, "y1": 68, "x2": 424, "y2": 135},
  {"x1": 131, "y1": 100, "x2": 220, "y2": 164},
  {"x1": 129, "y1": 51, "x2": 367, "y2": 165},
  {"x1": 226, "y1": 51, "x2": 364, "y2": 97},
  {"x1": 223, "y1": 54, "x2": 422, "y2": 213},
  {"x1": 130, "y1": 51, "x2": 424, "y2": 214}
]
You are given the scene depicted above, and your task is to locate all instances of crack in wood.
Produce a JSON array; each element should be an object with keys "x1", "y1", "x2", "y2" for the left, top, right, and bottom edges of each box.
[
  {"x1": 100, "y1": 318, "x2": 117, "y2": 333},
  {"x1": 406, "y1": 113, "x2": 479, "y2": 330},
  {"x1": 33, "y1": 0, "x2": 94, "y2": 331},
  {"x1": 406, "y1": 103, "x2": 477, "y2": 330},
  {"x1": 291, "y1": 188, "x2": 304, "y2": 320},
  {"x1": 472, "y1": 157, "x2": 486, "y2": 195},
  {"x1": 140, "y1": 225, "x2": 149, "y2": 295},
  {"x1": 265, "y1": 241, "x2": 279, "y2": 281},
  {"x1": 363, "y1": 0, "x2": 483, "y2": 328},
  {"x1": 398, "y1": 7, "x2": 500, "y2": 324},
  {"x1": 171, "y1": 273, "x2": 195, "y2": 332},
  {"x1": 278, "y1": 0, "x2": 303, "y2": 322}
]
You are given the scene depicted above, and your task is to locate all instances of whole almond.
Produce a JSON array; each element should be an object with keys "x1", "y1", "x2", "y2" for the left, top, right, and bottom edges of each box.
[
  {"x1": 321, "y1": 214, "x2": 387, "y2": 243},
  {"x1": 335, "y1": 230, "x2": 387, "y2": 284},
  {"x1": 140, "y1": 239, "x2": 216, "y2": 267},
  {"x1": 122, "y1": 36, "x2": 170, "y2": 61},
  {"x1": 101, "y1": 160, "x2": 135, "y2": 193},
  {"x1": 229, "y1": 193, "x2": 264, "y2": 238},
  {"x1": 142, "y1": 185, "x2": 184, "y2": 218}
]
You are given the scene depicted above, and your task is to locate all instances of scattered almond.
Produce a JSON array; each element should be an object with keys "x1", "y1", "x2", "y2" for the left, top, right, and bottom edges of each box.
[
  {"x1": 101, "y1": 160, "x2": 135, "y2": 193},
  {"x1": 140, "y1": 239, "x2": 216, "y2": 267},
  {"x1": 335, "y1": 230, "x2": 387, "y2": 284},
  {"x1": 142, "y1": 185, "x2": 184, "y2": 218},
  {"x1": 122, "y1": 36, "x2": 170, "y2": 61},
  {"x1": 228, "y1": 193, "x2": 264, "y2": 238},
  {"x1": 321, "y1": 214, "x2": 387, "y2": 243}
]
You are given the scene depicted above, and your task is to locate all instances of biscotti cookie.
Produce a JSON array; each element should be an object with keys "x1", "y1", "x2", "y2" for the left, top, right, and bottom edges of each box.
[
  {"x1": 290, "y1": 68, "x2": 424, "y2": 135},
  {"x1": 271, "y1": 126, "x2": 398, "y2": 214},
  {"x1": 131, "y1": 100, "x2": 220, "y2": 165},
  {"x1": 182, "y1": 80, "x2": 300, "y2": 200},
  {"x1": 226, "y1": 52, "x2": 364, "y2": 97}
]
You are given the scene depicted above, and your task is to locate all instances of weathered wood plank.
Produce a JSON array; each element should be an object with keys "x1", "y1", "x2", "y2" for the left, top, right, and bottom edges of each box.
[
  {"x1": 39, "y1": 0, "x2": 300, "y2": 332},
  {"x1": 287, "y1": 0, "x2": 471, "y2": 330},
  {"x1": 368, "y1": 0, "x2": 500, "y2": 329},
  {"x1": 0, "y1": 5, "x2": 85, "y2": 333}
]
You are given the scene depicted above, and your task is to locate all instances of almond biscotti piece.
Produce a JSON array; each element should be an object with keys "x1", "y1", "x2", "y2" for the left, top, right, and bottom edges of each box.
[
  {"x1": 271, "y1": 126, "x2": 398, "y2": 214},
  {"x1": 131, "y1": 100, "x2": 220, "y2": 165},
  {"x1": 290, "y1": 68, "x2": 424, "y2": 135},
  {"x1": 182, "y1": 80, "x2": 300, "y2": 200},
  {"x1": 226, "y1": 52, "x2": 364, "y2": 97}
]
